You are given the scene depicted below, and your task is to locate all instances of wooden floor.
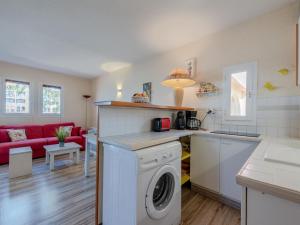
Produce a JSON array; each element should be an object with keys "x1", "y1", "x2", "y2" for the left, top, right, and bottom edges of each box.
[
  {"x1": 0, "y1": 153, "x2": 96, "y2": 225},
  {"x1": 182, "y1": 187, "x2": 241, "y2": 225},
  {"x1": 0, "y1": 153, "x2": 240, "y2": 225}
]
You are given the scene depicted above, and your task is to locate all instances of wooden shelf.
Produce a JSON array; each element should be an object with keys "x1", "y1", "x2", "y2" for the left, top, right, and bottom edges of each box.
[
  {"x1": 94, "y1": 101, "x2": 194, "y2": 111},
  {"x1": 181, "y1": 150, "x2": 191, "y2": 161},
  {"x1": 181, "y1": 174, "x2": 190, "y2": 186}
]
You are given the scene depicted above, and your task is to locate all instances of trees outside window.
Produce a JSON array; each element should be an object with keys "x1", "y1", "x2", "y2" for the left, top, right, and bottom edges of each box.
[
  {"x1": 42, "y1": 85, "x2": 62, "y2": 114},
  {"x1": 5, "y1": 80, "x2": 30, "y2": 114}
]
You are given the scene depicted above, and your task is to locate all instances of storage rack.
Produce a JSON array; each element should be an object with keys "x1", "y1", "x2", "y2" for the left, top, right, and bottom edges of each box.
[{"x1": 180, "y1": 136, "x2": 191, "y2": 186}]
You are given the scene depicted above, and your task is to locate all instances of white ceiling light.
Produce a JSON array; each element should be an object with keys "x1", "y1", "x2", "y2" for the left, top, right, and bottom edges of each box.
[{"x1": 101, "y1": 62, "x2": 131, "y2": 73}]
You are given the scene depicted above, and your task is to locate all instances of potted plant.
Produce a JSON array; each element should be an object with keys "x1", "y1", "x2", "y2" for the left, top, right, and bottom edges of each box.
[{"x1": 55, "y1": 127, "x2": 68, "y2": 147}]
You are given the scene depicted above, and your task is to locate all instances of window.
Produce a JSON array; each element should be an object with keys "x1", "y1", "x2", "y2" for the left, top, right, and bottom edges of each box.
[
  {"x1": 42, "y1": 84, "x2": 62, "y2": 114},
  {"x1": 4, "y1": 79, "x2": 30, "y2": 114},
  {"x1": 223, "y1": 62, "x2": 257, "y2": 125}
]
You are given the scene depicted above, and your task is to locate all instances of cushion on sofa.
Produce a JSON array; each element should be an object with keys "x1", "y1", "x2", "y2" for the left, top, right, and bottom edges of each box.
[
  {"x1": 71, "y1": 127, "x2": 81, "y2": 136},
  {"x1": 43, "y1": 122, "x2": 75, "y2": 138},
  {"x1": 8, "y1": 129, "x2": 27, "y2": 142},
  {"x1": 59, "y1": 126, "x2": 73, "y2": 137},
  {"x1": 24, "y1": 125, "x2": 44, "y2": 139},
  {"x1": 0, "y1": 129, "x2": 10, "y2": 143}
]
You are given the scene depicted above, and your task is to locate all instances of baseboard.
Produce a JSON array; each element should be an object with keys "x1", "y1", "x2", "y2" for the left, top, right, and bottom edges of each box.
[{"x1": 191, "y1": 183, "x2": 241, "y2": 209}]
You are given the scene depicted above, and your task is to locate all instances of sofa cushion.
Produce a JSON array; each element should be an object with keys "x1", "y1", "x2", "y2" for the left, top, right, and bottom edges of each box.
[
  {"x1": 43, "y1": 122, "x2": 75, "y2": 138},
  {"x1": 71, "y1": 127, "x2": 81, "y2": 136},
  {"x1": 8, "y1": 129, "x2": 27, "y2": 142},
  {"x1": 24, "y1": 125, "x2": 44, "y2": 139},
  {"x1": 59, "y1": 126, "x2": 73, "y2": 137},
  {"x1": 0, "y1": 129, "x2": 10, "y2": 143}
]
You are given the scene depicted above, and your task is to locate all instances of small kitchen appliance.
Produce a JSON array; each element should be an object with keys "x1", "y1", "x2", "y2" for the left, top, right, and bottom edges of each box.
[
  {"x1": 186, "y1": 111, "x2": 201, "y2": 130},
  {"x1": 175, "y1": 111, "x2": 186, "y2": 130},
  {"x1": 152, "y1": 118, "x2": 171, "y2": 132}
]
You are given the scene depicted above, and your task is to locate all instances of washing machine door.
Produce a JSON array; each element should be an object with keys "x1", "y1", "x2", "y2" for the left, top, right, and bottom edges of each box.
[{"x1": 145, "y1": 164, "x2": 179, "y2": 220}]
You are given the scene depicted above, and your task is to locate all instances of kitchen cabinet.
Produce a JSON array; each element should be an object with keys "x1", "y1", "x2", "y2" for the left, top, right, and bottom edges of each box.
[
  {"x1": 191, "y1": 135, "x2": 220, "y2": 193},
  {"x1": 244, "y1": 188, "x2": 300, "y2": 225},
  {"x1": 191, "y1": 135, "x2": 258, "y2": 202},
  {"x1": 220, "y1": 139, "x2": 257, "y2": 202}
]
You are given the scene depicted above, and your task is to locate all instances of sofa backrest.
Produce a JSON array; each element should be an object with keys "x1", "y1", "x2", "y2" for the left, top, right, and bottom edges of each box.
[
  {"x1": 43, "y1": 122, "x2": 75, "y2": 138},
  {"x1": 0, "y1": 125, "x2": 44, "y2": 141},
  {"x1": 0, "y1": 129, "x2": 10, "y2": 143},
  {"x1": 0, "y1": 122, "x2": 76, "y2": 142}
]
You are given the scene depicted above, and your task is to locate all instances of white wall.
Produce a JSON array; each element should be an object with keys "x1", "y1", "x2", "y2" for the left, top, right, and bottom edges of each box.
[
  {"x1": 0, "y1": 61, "x2": 93, "y2": 128},
  {"x1": 92, "y1": 2, "x2": 300, "y2": 137}
]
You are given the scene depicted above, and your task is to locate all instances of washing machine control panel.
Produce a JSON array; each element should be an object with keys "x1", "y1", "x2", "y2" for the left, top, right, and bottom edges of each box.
[{"x1": 137, "y1": 142, "x2": 181, "y2": 172}]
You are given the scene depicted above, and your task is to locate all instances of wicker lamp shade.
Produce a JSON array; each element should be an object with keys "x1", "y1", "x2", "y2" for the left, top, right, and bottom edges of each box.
[{"x1": 161, "y1": 68, "x2": 195, "y2": 89}]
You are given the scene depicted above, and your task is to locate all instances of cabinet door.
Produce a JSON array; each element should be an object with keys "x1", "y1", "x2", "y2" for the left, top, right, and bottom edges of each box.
[
  {"x1": 191, "y1": 136, "x2": 220, "y2": 193},
  {"x1": 247, "y1": 188, "x2": 300, "y2": 225},
  {"x1": 220, "y1": 139, "x2": 257, "y2": 202}
]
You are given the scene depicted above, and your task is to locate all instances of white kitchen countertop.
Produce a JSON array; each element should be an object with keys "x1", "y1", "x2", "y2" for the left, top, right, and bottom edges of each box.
[
  {"x1": 99, "y1": 129, "x2": 261, "y2": 150},
  {"x1": 100, "y1": 130, "x2": 195, "y2": 150},
  {"x1": 237, "y1": 137, "x2": 300, "y2": 204},
  {"x1": 100, "y1": 129, "x2": 300, "y2": 203}
]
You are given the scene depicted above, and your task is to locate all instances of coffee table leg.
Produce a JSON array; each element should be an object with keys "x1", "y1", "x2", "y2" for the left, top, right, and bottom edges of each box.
[
  {"x1": 50, "y1": 154, "x2": 54, "y2": 171},
  {"x1": 85, "y1": 142, "x2": 90, "y2": 177},
  {"x1": 45, "y1": 152, "x2": 49, "y2": 164},
  {"x1": 76, "y1": 149, "x2": 80, "y2": 164}
]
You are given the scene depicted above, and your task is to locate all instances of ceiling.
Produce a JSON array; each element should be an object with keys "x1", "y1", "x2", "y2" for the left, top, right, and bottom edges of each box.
[{"x1": 0, "y1": 0, "x2": 296, "y2": 78}]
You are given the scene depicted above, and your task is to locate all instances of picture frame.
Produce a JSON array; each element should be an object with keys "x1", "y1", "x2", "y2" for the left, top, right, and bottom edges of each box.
[{"x1": 143, "y1": 82, "x2": 152, "y2": 102}]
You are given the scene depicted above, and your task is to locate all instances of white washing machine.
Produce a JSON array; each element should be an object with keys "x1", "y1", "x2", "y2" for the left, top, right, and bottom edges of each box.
[{"x1": 103, "y1": 141, "x2": 182, "y2": 225}]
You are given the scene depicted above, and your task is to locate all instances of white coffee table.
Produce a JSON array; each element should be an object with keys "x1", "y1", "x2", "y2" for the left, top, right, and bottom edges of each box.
[{"x1": 44, "y1": 142, "x2": 81, "y2": 171}]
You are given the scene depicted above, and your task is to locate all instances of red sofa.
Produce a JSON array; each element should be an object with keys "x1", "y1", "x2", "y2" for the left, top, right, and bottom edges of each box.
[{"x1": 0, "y1": 122, "x2": 86, "y2": 165}]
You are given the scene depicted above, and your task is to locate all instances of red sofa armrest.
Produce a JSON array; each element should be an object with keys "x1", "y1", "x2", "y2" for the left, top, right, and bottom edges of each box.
[{"x1": 80, "y1": 129, "x2": 87, "y2": 136}]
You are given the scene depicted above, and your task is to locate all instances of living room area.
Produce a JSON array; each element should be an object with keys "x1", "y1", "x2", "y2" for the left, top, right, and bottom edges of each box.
[{"x1": 0, "y1": 61, "x2": 96, "y2": 225}]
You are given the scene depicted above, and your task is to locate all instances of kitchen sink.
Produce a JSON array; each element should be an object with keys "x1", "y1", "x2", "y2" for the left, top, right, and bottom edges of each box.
[{"x1": 210, "y1": 130, "x2": 260, "y2": 138}]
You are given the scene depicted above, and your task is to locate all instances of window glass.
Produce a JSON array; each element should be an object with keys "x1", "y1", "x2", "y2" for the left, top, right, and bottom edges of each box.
[
  {"x1": 5, "y1": 80, "x2": 30, "y2": 113},
  {"x1": 42, "y1": 85, "x2": 61, "y2": 114},
  {"x1": 230, "y1": 72, "x2": 247, "y2": 116},
  {"x1": 223, "y1": 62, "x2": 257, "y2": 125}
]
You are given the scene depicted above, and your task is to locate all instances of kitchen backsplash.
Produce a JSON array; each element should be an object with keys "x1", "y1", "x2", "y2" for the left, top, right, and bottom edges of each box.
[
  {"x1": 200, "y1": 96, "x2": 300, "y2": 138},
  {"x1": 98, "y1": 95, "x2": 300, "y2": 138}
]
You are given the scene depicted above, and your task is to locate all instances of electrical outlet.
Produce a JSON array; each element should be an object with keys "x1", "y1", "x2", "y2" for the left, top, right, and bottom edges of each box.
[{"x1": 209, "y1": 108, "x2": 216, "y2": 115}]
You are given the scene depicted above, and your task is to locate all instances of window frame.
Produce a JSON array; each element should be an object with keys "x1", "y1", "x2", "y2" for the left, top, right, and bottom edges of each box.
[
  {"x1": 39, "y1": 83, "x2": 64, "y2": 117},
  {"x1": 223, "y1": 62, "x2": 257, "y2": 125},
  {"x1": 2, "y1": 78, "x2": 33, "y2": 116}
]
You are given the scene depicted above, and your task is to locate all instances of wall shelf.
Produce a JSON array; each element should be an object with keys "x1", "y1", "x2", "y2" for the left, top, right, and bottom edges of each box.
[
  {"x1": 95, "y1": 101, "x2": 194, "y2": 111},
  {"x1": 196, "y1": 82, "x2": 219, "y2": 97},
  {"x1": 180, "y1": 136, "x2": 191, "y2": 187},
  {"x1": 182, "y1": 150, "x2": 191, "y2": 161},
  {"x1": 181, "y1": 174, "x2": 190, "y2": 186}
]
